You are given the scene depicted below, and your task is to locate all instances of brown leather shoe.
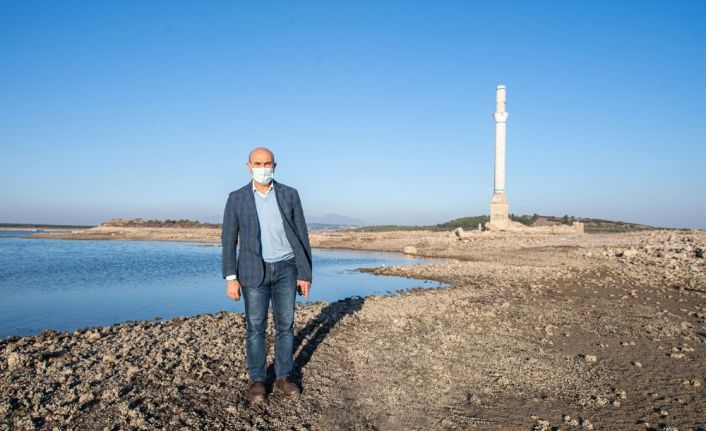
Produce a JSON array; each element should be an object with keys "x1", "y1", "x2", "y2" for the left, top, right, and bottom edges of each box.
[
  {"x1": 248, "y1": 381, "x2": 266, "y2": 402},
  {"x1": 275, "y1": 377, "x2": 300, "y2": 397}
]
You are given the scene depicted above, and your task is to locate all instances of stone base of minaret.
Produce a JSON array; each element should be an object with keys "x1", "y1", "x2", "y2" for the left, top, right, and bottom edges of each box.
[
  {"x1": 485, "y1": 193, "x2": 526, "y2": 231},
  {"x1": 483, "y1": 195, "x2": 585, "y2": 233}
]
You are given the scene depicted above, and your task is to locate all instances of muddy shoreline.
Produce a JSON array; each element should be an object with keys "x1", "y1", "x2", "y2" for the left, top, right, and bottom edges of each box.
[{"x1": 2, "y1": 229, "x2": 705, "y2": 430}]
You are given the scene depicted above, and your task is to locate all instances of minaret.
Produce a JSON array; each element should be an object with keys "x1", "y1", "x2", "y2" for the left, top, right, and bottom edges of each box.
[{"x1": 488, "y1": 85, "x2": 511, "y2": 230}]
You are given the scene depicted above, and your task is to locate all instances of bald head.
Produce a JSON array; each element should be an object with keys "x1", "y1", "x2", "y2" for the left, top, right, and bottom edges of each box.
[
  {"x1": 248, "y1": 147, "x2": 275, "y2": 165},
  {"x1": 246, "y1": 147, "x2": 277, "y2": 185}
]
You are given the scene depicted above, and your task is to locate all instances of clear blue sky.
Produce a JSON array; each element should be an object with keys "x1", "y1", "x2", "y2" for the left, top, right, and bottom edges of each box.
[{"x1": 1, "y1": 1, "x2": 705, "y2": 228}]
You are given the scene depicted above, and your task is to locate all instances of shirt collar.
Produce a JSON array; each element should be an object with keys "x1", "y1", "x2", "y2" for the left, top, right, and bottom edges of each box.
[{"x1": 252, "y1": 180, "x2": 274, "y2": 195}]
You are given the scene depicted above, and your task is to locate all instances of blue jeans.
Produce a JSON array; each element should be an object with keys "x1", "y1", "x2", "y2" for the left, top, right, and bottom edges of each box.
[{"x1": 242, "y1": 257, "x2": 297, "y2": 383}]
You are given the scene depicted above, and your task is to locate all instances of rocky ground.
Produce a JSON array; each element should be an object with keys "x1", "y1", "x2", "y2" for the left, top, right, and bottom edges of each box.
[{"x1": 2, "y1": 229, "x2": 705, "y2": 430}]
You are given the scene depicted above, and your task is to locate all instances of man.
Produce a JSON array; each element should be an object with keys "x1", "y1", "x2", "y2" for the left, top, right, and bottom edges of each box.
[{"x1": 221, "y1": 147, "x2": 313, "y2": 402}]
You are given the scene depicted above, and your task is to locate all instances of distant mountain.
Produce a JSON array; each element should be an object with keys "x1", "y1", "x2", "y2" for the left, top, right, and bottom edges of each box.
[{"x1": 306, "y1": 213, "x2": 367, "y2": 226}]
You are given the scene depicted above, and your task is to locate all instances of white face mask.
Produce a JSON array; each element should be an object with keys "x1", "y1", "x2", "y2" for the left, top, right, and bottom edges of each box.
[{"x1": 251, "y1": 167, "x2": 274, "y2": 185}]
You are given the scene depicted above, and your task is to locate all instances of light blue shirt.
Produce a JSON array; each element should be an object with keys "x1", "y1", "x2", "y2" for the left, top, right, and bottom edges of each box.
[{"x1": 252, "y1": 181, "x2": 295, "y2": 263}]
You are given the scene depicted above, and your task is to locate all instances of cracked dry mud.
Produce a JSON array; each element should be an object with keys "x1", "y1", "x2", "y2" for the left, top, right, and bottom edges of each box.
[{"x1": 2, "y1": 229, "x2": 705, "y2": 430}]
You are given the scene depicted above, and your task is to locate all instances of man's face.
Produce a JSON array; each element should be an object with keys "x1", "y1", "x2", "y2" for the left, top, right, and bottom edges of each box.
[{"x1": 247, "y1": 150, "x2": 276, "y2": 176}]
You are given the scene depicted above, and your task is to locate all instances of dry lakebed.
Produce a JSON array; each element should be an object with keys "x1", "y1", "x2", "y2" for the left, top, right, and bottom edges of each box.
[{"x1": 2, "y1": 227, "x2": 705, "y2": 430}]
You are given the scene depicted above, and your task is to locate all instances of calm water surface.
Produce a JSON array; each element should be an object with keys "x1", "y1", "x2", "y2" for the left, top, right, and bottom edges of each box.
[{"x1": 0, "y1": 232, "x2": 444, "y2": 338}]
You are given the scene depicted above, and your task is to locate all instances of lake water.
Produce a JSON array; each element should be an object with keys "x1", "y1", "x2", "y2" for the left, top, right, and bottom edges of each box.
[{"x1": 0, "y1": 231, "x2": 444, "y2": 338}]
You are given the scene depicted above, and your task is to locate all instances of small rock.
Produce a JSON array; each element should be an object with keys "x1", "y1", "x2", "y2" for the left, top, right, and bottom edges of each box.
[
  {"x1": 85, "y1": 331, "x2": 101, "y2": 341},
  {"x1": 582, "y1": 354, "x2": 598, "y2": 363},
  {"x1": 623, "y1": 249, "x2": 638, "y2": 258},
  {"x1": 126, "y1": 365, "x2": 140, "y2": 379},
  {"x1": 6, "y1": 352, "x2": 28, "y2": 370},
  {"x1": 403, "y1": 246, "x2": 418, "y2": 255},
  {"x1": 79, "y1": 392, "x2": 95, "y2": 409},
  {"x1": 534, "y1": 419, "x2": 550, "y2": 431},
  {"x1": 226, "y1": 405, "x2": 238, "y2": 414}
]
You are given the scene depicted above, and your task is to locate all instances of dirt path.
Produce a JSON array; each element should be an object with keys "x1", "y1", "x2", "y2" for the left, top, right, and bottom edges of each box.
[{"x1": 2, "y1": 230, "x2": 704, "y2": 430}]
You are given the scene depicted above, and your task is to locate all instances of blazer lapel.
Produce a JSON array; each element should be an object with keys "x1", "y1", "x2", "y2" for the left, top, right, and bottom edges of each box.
[
  {"x1": 273, "y1": 180, "x2": 291, "y2": 223},
  {"x1": 244, "y1": 180, "x2": 260, "y2": 238}
]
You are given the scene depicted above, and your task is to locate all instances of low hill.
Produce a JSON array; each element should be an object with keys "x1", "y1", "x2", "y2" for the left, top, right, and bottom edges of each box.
[
  {"x1": 307, "y1": 213, "x2": 367, "y2": 226},
  {"x1": 0, "y1": 223, "x2": 94, "y2": 229},
  {"x1": 99, "y1": 218, "x2": 219, "y2": 229}
]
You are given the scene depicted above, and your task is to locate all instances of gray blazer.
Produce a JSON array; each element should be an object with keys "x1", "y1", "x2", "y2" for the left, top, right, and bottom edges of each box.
[{"x1": 221, "y1": 179, "x2": 313, "y2": 287}]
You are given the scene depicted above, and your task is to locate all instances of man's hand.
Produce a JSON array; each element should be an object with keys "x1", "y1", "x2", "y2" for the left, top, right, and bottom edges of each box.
[
  {"x1": 297, "y1": 280, "x2": 311, "y2": 298},
  {"x1": 226, "y1": 279, "x2": 241, "y2": 301}
]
